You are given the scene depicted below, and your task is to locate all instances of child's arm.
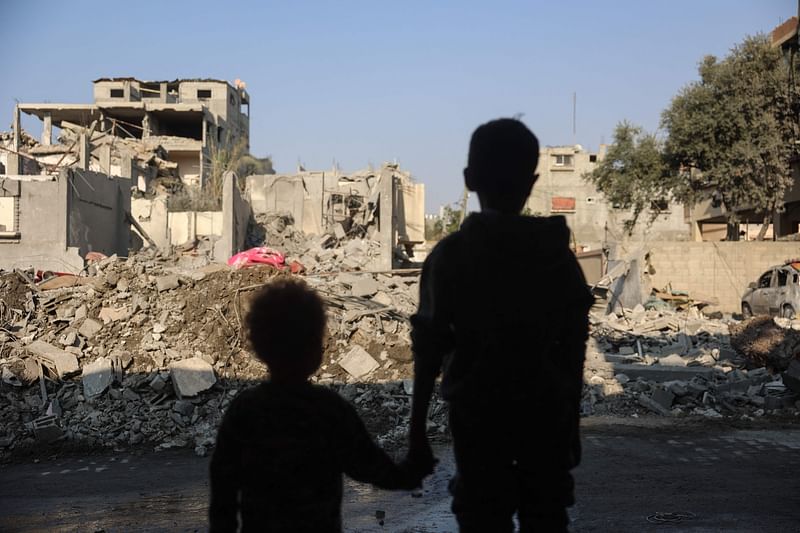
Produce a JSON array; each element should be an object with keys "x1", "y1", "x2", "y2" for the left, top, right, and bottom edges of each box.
[
  {"x1": 339, "y1": 401, "x2": 430, "y2": 490},
  {"x1": 409, "y1": 245, "x2": 453, "y2": 469},
  {"x1": 209, "y1": 403, "x2": 242, "y2": 532}
]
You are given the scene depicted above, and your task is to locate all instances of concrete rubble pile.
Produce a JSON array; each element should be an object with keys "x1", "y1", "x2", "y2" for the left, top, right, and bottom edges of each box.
[
  {"x1": 585, "y1": 305, "x2": 800, "y2": 418},
  {"x1": 246, "y1": 212, "x2": 385, "y2": 273},
  {"x1": 0, "y1": 252, "x2": 439, "y2": 459}
]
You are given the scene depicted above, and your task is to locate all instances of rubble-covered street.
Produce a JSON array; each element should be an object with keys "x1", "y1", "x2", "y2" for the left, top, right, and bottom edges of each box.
[{"x1": 3, "y1": 240, "x2": 800, "y2": 466}]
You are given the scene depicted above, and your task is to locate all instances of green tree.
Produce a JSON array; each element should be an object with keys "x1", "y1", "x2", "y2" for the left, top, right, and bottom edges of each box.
[
  {"x1": 661, "y1": 34, "x2": 798, "y2": 240},
  {"x1": 584, "y1": 121, "x2": 671, "y2": 232}
]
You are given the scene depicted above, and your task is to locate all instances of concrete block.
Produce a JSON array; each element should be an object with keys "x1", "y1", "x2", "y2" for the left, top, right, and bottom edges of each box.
[
  {"x1": 25, "y1": 340, "x2": 79, "y2": 378},
  {"x1": 156, "y1": 275, "x2": 180, "y2": 292},
  {"x1": 82, "y1": 358, "x2": 114, "y2": 398},
  {"x1": 349, "y1": 277, "x2": 380, "y2": 298},
  {"x1": 782, "y1": 359, "x2": 800, "y2": 394},
  {"x1": 338, "y1": 345, "x2": 379, "y2": 378},
  {"x1": 651, "y1": 387, "x2": 675, "y2": 410},
  {"x1": 611, "y1": 363, "x2": 714, "y2": 383},
  {"x1": 79, "y1": 318, "x2": 103, "y2": 339},
  {"x1": 169, "y1": 357, "x2": 216, "y2": 397}
]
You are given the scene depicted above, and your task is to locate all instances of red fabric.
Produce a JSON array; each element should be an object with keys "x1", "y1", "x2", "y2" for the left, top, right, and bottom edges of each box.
[{"x1": 228, "y1": 247, "x2": 286, "y2": 270}]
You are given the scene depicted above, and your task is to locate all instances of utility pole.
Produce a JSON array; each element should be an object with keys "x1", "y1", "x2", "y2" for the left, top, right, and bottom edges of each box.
[{"x1": 572, "y1": 92, "x2": 577, "y2": 145}]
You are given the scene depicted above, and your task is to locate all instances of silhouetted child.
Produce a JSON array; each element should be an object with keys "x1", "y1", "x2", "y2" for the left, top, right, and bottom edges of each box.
[
  {"x1": 210, "y1": 278, "x2": 427, "y2": 532},
  {"x1": 407, "y1": 119, "x2": 593, "y2": 532}
]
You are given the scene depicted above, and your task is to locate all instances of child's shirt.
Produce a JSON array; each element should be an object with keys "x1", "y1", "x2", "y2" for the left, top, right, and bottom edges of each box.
[
  {"x1": 210, "y1": 381, "x2": 411, "y2": 532},
  {"x1": 412, "y1": 212, "x2": 593, "y2": 468}
]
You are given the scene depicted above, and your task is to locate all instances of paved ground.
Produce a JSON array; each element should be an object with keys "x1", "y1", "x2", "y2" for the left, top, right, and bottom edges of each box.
[{"x1": 1, "y1": 420, "x2": 799, "y2": 532}]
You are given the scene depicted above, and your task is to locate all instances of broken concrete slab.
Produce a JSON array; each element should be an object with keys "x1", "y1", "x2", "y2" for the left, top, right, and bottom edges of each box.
[
  {"x1": 82, "y1": 357, "x2": 114, "y2": 398},
  {"x1": 78, "y1": 318, "x2": 103, "y2": 339},
  {"x1": 24, "y1": 341, "x2": 79, "y2": 378},
  {"x1": 156, "y1": 275, "x2": 180, "y2": 292},
  {"x1": 782, "y1": 359, "x2": 800, "y2": 395},
  {"x1": 611, "y1": 363, "x2": 714, "y2": 383},
  {"x1": 98, "y1": 306, "x2": 128, "y2": 324},
  {"x1": 338, "y1": 345, "x2": 380, "y2": 379},
  {"x1": 651, "y1": 387, "x2": 676, "y2": 410},
  {"x1": 349, "y1": 277, "x2": 380, "y2": 298},
  {"x1": 169, "y1": 357, "x2": 216, "y2": 397}
]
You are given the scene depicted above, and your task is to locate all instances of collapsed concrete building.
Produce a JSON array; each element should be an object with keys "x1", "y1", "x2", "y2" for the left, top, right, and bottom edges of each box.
[{"x1": 2, "y1": 77, "x2": 250, "y2": 190}]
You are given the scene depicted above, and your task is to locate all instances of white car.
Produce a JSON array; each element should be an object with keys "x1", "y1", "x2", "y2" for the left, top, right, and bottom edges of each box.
[{"x1": 741, "y1": 261, "x2": 800, "y2": 319}]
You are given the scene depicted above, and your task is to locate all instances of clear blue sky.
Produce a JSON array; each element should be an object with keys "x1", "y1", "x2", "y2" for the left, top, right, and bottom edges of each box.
[{"x1": 2, "y1": 0, "x2": 797, "y2": 212}]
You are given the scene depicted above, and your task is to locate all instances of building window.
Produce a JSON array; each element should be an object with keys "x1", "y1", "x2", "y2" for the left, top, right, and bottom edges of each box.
[
  {"x1": 553, "y1": 154, "x2": 573, "y2": 167},
  {"x1": 651, "y1": 198, "x2": 670, "y2": 212},
  {"x1": 0, "y1": 196, "x2": 19, "y2": 238},
  {"x1": 110, "y1": 88, "x2": 124, "y2": 98},
  {"x1": 197, "y1": 89, "x2": 212, "y2": 99},
  {"x1": 551, "y1": 197, "x2": 576, "y2": 213},
  {"x1": 589, "y1": 154, "x2": 597, "y2": 163},
  {"x1": 229, "y1": 94, "x2": 236, "y2": 106}
]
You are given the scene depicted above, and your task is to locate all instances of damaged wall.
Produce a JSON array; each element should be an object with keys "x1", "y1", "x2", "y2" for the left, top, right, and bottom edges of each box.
[
  {"x1": 245, "y1": 164, "x2": 425, "y2": 262},
  {"x1": 214, "y1": 171, "x2": 251, "y2": 262},
  {"x1": 632, "y1": 241, "x2": 800, "y2": 313},
  {"x1": 0, "y1": 170, "x2": 130, "y2": 272}
]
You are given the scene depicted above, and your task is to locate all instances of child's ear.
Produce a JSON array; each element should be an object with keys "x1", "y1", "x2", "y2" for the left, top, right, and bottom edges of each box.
[{"x1": 463, "y1": 167, "x2": 476, "y2": 192}]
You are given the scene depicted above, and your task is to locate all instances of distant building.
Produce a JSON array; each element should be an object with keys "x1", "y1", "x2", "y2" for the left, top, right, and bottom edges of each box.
[
  {"x1": 525, "y1": 145, "x2": 690, "y2": 250},
  {"x1": 10, "y1": 77, "x2": 250, "y2": 188}
]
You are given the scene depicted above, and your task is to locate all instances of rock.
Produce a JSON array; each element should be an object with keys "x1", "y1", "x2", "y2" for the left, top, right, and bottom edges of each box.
[
  {"x1": 74, "y1": 304, "x2": 88, "y2": 322},
  {"x1": 122, "y1": 388, "x2": 140, "y2": 401},
  {"x1": 338, "y1": 345, "x2": 380, "y2": 378},
  {"x1": 347, "y1": 276, "x2": 380, "y2": 298},
  {"x1": 152, "y1": 322, "x2": 167, "y2": 334},
  {"x1": 371, "y1": 291, "x2": 394, "y2": 307},
  {"x1": 156, "y1": 275, "x2": 180, "y2": 292},
  {"x1": 173, "y1": 400, "x2": 195, "y2": 417},
  {"x1": 149, "y1": 374, "x2": 167, "y2": 392},
  {"x1": 651, "y1": 387, "x2": 676, "y2": 410},
  {"x1": 25, "y1": 341, "x2": 79, "y2": 378},
  {"x1": 614, "y1": 373, "x2": 630, "y2": 385},
  {"x1": 78, "y1": 318, "x2": 103, "y2": 339},
  {"x1": 60, "y1": 330, "x2": 78, "y2": 347},
  {"x1": 82, "y1": 358, "x2": 114, "y2": 398},
  {"x1": 98, "y1": 307, "x2": 128, "y2": 324},
  {"x1": 169, "y1": 357, "x2": 216, "y2": 397}
]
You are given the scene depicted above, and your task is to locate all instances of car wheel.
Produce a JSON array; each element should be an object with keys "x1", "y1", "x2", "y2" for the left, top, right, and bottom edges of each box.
[
  {"x1": 742, "y1": 303, "x2": 753, "y2": 318},
  {"x1": 783, "y1": 305, "x2": 796, "y2": 320}
]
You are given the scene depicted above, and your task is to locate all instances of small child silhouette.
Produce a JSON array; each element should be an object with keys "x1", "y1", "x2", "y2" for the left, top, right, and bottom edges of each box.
[{"x1": 210, "y1": 277, "x2": 429, "y2": 532}]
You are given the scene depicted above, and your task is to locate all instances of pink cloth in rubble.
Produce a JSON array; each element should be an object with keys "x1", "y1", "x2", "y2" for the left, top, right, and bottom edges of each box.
[{"x1": 227, "y1": 247, "x2": 286, "y2": 269}]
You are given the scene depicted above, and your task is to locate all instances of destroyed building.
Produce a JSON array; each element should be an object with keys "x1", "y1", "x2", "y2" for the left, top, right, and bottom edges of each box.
[
  {"x1": 245, "y1": 163, "x2": 425, "y2": 270},
  {"x1": 524, "y1": 145, "x2": 691, "y2": 250},
  {"x1": 2, "y1": 77, "x2": 250, "y2": 190}
]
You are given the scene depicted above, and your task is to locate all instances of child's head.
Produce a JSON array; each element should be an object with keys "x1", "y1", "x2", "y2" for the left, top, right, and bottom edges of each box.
[
  {"x1": 246, "y1": 277, "x2": 327, "y2": 382},
  {"x1": 464, "y1": 118, "x2": 540, "y2": 214}
]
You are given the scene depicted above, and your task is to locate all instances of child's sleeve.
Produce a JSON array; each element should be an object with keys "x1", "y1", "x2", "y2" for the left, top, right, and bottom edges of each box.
[
  {"x1": 209, "y1": 399, "x2": 243, "y2": 532},
  {"x1": 338, "y1": 400, "x2": 418, "y2": 490}
]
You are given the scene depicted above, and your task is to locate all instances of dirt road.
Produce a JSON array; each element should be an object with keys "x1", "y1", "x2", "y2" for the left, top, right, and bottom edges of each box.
[{"x1": 1, "y1": 420, "x2": 799, "y2": 532}]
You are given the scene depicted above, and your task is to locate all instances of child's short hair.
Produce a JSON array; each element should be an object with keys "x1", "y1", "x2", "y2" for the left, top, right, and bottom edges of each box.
[
  {"x1": 467, "y1": 118, "x2": 539, "y2": 210},
  {"x1": 246, "y1": 277, "x2": 327, "y2": 372}
]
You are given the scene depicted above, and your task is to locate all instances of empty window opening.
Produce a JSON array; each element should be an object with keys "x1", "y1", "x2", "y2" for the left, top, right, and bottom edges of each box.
[
  {"x1": 589, "y1": 154, "x2": 598, "y2": 163},
  {"x1": 217, "y1": 126, "x2": 223, "y2": 143},
  {"x1": 110, "y1": 88, "x2": 124, "y2": 98},
  {"x1": 197, "y1": 89, "x2": 212, "y2": 99},
  {"x1": 0, "y1": 196, "x2": 19, "y2": 238},
  {"x1": 778, "y1": 270, "x2": 789, "y2": 286},
  {"x1": 140, "y1": 83, "x2": 160, "y2": 99},
  {"x1": 758, "y1": 271, "x2": 773, "y2": 288},
  {"x1": 553, "y1": 154, "x2": 573, "y2": 167},
  {"x1": 651, "y1": 199, "x2": 669, "y2": 212}
]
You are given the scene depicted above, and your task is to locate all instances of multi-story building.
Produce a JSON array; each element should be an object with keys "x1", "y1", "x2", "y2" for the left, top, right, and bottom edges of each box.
[
  {"x1": 12, "y1": 77, "x2": 250, "y2": 188},
  {"x1": 525, "y1": 145, "x2": 690, "y2": 249}
]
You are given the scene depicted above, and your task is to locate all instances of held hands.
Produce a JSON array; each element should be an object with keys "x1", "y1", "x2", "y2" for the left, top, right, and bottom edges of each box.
[{"x1": 399, "y1": 435, "x2": 437, "y2": 489}]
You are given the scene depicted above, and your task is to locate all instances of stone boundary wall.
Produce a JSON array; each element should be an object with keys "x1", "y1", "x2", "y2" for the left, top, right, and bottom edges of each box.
[{"x1": 646, "y1": 241, "x2": 800, "y2": 313}]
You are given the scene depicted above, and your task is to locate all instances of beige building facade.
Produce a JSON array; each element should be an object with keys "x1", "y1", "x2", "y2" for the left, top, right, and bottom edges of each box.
[{"x1": 525, "y1": 145, "x2": 690, "y2": 250}]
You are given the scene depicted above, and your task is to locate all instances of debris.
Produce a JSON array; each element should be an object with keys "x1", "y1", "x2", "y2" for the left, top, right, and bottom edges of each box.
[
  {"x1": 155, "y1": 275, "x2": 180, "y2": 292},
  {"x1": 78, "y1": 318, "x2": 103, "y2": 339},
  {"x1": 82, "y1": 358, "x2": 114, "y2": 398},
  {"x1": 24, "y1": 341, "x2": 79, "y2": 378},
  {"x1": 169, "y1": 357, "x2": 216, "y2": 397},
  {"x1": 338, "y1": 345, "x2": 380, "y2": 379}
]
